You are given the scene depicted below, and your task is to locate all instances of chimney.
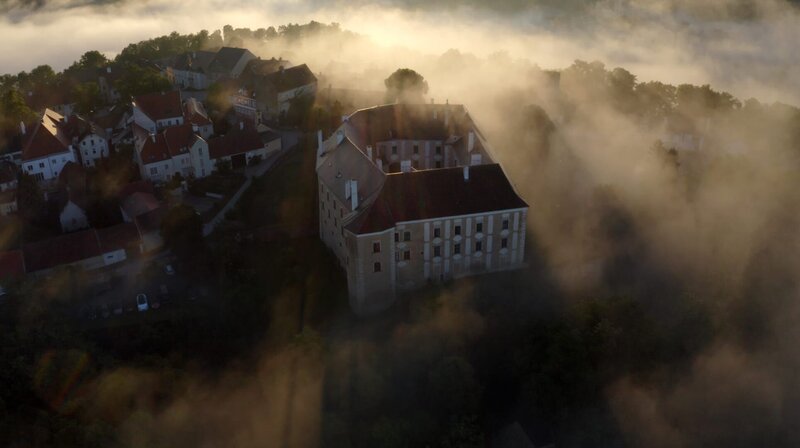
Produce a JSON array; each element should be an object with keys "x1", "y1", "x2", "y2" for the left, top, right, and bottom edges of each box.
[
  {"x1": 106, "y1": 66, "x2": 111, "y2": 74},
  {"x1": 366, "y1": 145, "x2": 373, "y2": 160},
  {"x1": 350, "y1": 179, "x2": 359, "y2": 210},
  {"x1": 444, "y1": 100, "x2": 450, "y2": 126},
  {"x1": 279, "y1": 66, "x2": 285, "y2": 74},
  {"x1": 239, "y1": 121, "x2": 244, "y2": 130},
  {"x1": 151, "y1": 134, "x2": 156, "y2": 143},
  {"x1": 336, "y1": 130, "x2": 344, "y2": 146},
  {"x1": 317, "y1": 130, "x2": 324, "y2": 157},
  {"x1": 376, "y1": 159, "x2": 383, "y2": 171},
  {"x1": 463, "y1": 165, "x2": 470, "y2": 181},
  {"x1": 468, "y1": 131, "x2": 475, "y2": 152},
  {"x1": 19, "y1": 122, "x2": 25, "y2": 136},
  {"x1": 342, "y1": 115, "x2": 348, "y2": 123},
  {"x1": 64, "y1": 114, "x2": 69, "y2": 124}
]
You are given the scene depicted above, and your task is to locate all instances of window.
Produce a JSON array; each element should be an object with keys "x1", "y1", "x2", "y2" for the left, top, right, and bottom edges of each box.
[
  {"x1": 27, "y1": 165, "x2": 32, "y2": 172},
  {"x1": 391, "y1": 145, "x2": 397, "y2": 155},
  {"x1": 413, "y1": 144, "x2": 419, "y2": 155},
  {"x1": 454, "y1": 225, "x2": 461, "y2": 236},
  {"x1": 373, "y1": 242, "x2": 381, "y2": 253},
  {"x1": 435, "y1": 145, "x2": 442, "y2": 155},
  {"x1": 476, "y1": 222, "x2": 483, "y2": 233},
  {"x1": 502, "y1": 219, "x2": 509, "y2": 230},
  {"x1": 475, "y1": 241, "x2": 483, "y2": 252},
  {"x1": 374, "y1": 262, "x2": 381, "y2": 272},
  {"x1": 403, "y1": 231, "x2": 411, "y2": 241},
  {"x1": 150, "y1": 167, "x2": 158, "y2": 175},
  {"x1": 454, "y1": 243, "x2": 461, "y2": 255},
  {"x1": 434, "y1": 227, "x2": 441, "y2": 238},
  {"x1": 403, "y1": 250, "x2": 411, "y2": 261},
  {"x1": 501, "y1": 238, "x2": 508, "y2": 249},
  {"x1": 434, "y1": 246, "x2": 441, "y2": 257},
  {"x1": 39, "y1": 162, "x2": 45, "y2": 168},
  {"x1": 327, "y1": 210, "x2": 331, "y2": 218},
  {"x1": 394, "y1": 232, "x2": 399, "y2": 243},
  {"x1": 435, "y1": 161, "x2": 442, "y2": 169}
]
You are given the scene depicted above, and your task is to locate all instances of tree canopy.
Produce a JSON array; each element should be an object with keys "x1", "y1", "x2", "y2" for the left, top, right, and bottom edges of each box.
[{"x1": 384, "y1": 68, "x2": 429, "y2": 103}]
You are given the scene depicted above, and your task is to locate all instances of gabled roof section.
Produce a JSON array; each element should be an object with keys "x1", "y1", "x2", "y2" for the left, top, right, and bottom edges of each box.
[
  {"x1": 317, "y1": 137, "x2": 385, "y2": 213},
  {"x1": 122, "y1": 192, "x2": 160, "y2": 219},
  {"x1": 22, "y1": 108, "x2": 72, "y2": 161},
  {"x1": 347, "y1": 164, "x2": 527, "y2": 234},
  {"x1": 133, "y1": 91, "x2": 183, "y2": 122},
  {"x1": 169, "y1": 50, "x2": 216, "y2": 73},
  {"x1": 208, "y1": 125, "x2": 263, "y2": 160},
  {"x1": 207, "y1": 47, "x2": 253, "y2": 75},
  {"x1": 262, "y1": 64, "x2": 317, "y2": 93}
]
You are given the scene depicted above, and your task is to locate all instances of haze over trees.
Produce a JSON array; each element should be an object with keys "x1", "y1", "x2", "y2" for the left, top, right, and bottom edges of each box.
[{"x1": 384, "y1": 68, "x2": 429, "y2": 103}]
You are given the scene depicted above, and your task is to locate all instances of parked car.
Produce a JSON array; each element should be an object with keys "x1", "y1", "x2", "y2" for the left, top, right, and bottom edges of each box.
[
  {"x1": 101, "y1": 304, "x2": 110, "y2": 318},
  {"x1": 113, "y1": 302, "x2": 123, "y2": 315},
  {"x1": 165, "y1": 264, "x2": 175, "y2": 276},
  {"x1": 136, "y1": 293, "x2": 149, "y2": 312}
]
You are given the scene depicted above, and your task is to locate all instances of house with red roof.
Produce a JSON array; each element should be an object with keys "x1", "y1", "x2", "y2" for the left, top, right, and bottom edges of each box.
[
  {"x1": 132, "y1": 90, "x2": 185, "y2": 136},
  {"x1": 21, "y1": 223, "x2": 139, "y2": 276},
  {"x1": 136, "y1": 123, "x2": 205, "y2": 183},
  {"x1": 316, "y1": 103, "x2": 528, "y2": 314},
  {"x1": 21, "y1": 109, "x2": 79, "y2": 184},
  {"x1": 193, "y1": 122, "x2": 275, "y2": 172},
  {"x1": 183, "y1": 97, "x2": 214, "y2": 139}
]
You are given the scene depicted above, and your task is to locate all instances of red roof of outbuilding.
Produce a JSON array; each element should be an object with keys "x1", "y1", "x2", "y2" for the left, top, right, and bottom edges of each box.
[
  {"x1": 208, "y1": 126, "x2": 263, "y2": 160},
  {"x1": 22, "y1": 109, "x2": 72, "y2": 161},
  {"x1": 97, "y1": 223, "x2": 140, "y2": 252},
  {"x1": 22, "y1": 229, "x2": 103, "y2": 273}
]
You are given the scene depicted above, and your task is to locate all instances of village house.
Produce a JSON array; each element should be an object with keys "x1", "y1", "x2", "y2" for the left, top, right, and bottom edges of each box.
[
  {"x1": 205, "y1": 47, "x2": 256, "y2": 82},
  {"x1": 19, "y1": 223, "x2": 139, "y2": 277},
  {"x1": 193, "y1": 122, "x2": 278, "y2": 174},
  {"x1": 61, "y1": 114, "x2": 110, "y2": 168},
  {"x1": 56, "y1": 162, "x2": 90, "y2": 233},
  {"x1": 136, "y1": 123, "x2": 202, "y2": 183},
  {"x1": 162, "y1": 50, "x2": 217, "y2": 90},
  {"x1": 232, "y1": 64, "x2": 317, "y2": 123},
  {"x1": 316, "y1": 103, "x2": 528, "y2": 314},
  {"x1": 183, "y1": 97, "x2": 214, "y2": 139},
  {"x1": 21, "y1": 109, "x2": 79, "y2": 184},
  {"x1": 132, "y1": 90, "x2": 185, "y2": 137}
]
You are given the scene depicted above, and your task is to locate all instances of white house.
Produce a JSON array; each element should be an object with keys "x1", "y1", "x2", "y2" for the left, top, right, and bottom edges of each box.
[
  {"x1": 21, "y1": 109, "x2": 78, "y2": 184},
  {"x1": 57, "y1": 162, "x2": 90, "y2": 233},
  {"x1": 234, "y1": 64, "x2": 318, "y2": 122},
  {"x1": 163, "y1": 50, "x2": 216, "y2": 90},
  {"x1": 183, "y1": 98, "x2": 214, "y2": 140},
  {"x1": 61, "y1": 114, "x2": 110, "y2": 168},
  {"x1": 136, "y1": 123, "x2": 204, "y2": 183}
]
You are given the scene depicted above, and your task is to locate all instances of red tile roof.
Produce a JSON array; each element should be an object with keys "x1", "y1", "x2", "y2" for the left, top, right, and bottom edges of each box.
[
  {"x1": 21, "y1": 109, "x2": 72, "y2": 161},
  {"x1": 208, "y1": 125, "x2": 263, "y2": 160},
  {"x1": 23, "y1": 229, "x2": 103, "y2": 273},
  {"x1": 134, "y1": 91, "x2": 183, "y2": 122},
  {"x1": 347, "y1": 164, "x2": 528, "y2": 234},
  {"x1": 139, "y1": 124, "x2": 197, "y2": 165},
  {"x1": 0, "y1": 250, "x2": 25, "y2": 280}
]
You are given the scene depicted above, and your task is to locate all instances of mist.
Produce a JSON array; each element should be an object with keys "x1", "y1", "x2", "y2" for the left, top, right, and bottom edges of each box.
[{"x1": 3, "y1": 0, "x2": 800, "y2": 446}]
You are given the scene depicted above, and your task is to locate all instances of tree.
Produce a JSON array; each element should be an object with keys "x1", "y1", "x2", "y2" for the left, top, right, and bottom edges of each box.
[
  {"x1": 384, "y1": 68, "x2": 429, "y2": 103},
  {"x1": 113, "y1": 64, "x2": 172, "y2": 101},
  {"x1": 16, "y1": 173, "x2": 47, "y2": 224},
  {"x1": 0, "y1": 89, "x2": 36, "y2": 128},
  {"x1": 72, "y1": 82, "x2": 102, "y2": 114},
  {"x1": 70, "y1": 51, "x2": 109, "y2": 71},
  {"x1": 427, "y1": 356, "x2": 481, "y2": 418}
]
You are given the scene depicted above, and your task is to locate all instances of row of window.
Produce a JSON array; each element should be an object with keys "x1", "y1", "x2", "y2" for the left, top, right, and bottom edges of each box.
[
  {"x1": 373, "y1": 238, "x2": 509, "y2": 272},
  {"x1": 380, "y1": 218, "x2": 510, "y2": 246},
  {"x1": 387, "y1": 143, "x2": 443, "y2": 156}
]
